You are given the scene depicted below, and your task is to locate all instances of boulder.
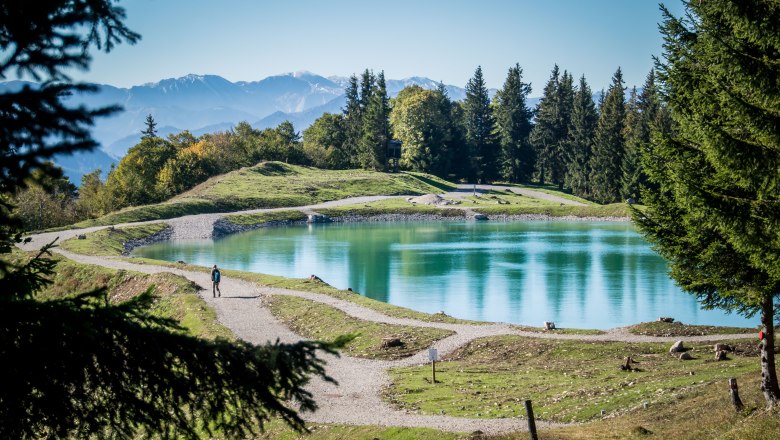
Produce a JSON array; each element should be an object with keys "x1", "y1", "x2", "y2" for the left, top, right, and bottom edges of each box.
[
  {"x1": 177, "y1": 260, "x2": 186, "y2": 264},
  {"x1": 380, "y1": 338, "x2": 403, "y2": 349},
  {"x1": 309, "y1": 274, "x2": 324, "y2": 283},
  {"x1": 307, "y1": 214, "x2": 331, "y2": 224},
  {"x1": 657, "y1": 317, "x2": 675, "y2": 323},
  {"x1": 679, "y1": 351, "x2": 694, "y2": 360},
  {"x1": 715, "y1": 350, "x2": 729, "y2": 361},
  {"x1": 670, "y1": 341, "x2": 686, "y2": 353},
  {"x1": 544, "y1": 321, "x2": 556, "y2": 330},
  {"x1": 473, "y1": 213, "x2": 488, "y2": 221},
  {"x1": 714, "y1": 343, "x2": 732, "y2": 352},
  {"x1": 77, "y1": 234, "x2": 87, "y2": 240}
]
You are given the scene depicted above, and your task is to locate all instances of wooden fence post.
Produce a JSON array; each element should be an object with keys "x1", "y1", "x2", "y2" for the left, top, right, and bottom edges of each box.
[{"x1": 524, "y1": 399, "x2": 538, "y2": 440}]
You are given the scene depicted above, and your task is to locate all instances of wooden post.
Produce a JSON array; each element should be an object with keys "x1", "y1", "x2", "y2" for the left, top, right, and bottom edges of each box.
[
  {"x1": 428, "y1": 348, "x2": 438, "y2": 384},
  {"x1": 729, "y1": 378, "x2": 744, "y2": 412},
  {"x1": 524, "y1": 399, "x2": 538, "y2": 440}
]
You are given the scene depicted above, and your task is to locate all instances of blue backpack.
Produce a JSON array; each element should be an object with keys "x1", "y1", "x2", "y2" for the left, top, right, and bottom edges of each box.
[{"x1": 213, "y1": 270, "x2": 221, "y2": 283}]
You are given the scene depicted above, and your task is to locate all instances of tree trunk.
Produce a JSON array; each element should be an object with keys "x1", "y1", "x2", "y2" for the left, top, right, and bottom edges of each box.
[{"x1": 760, "y1": 293, "x2": 780, "y2": 406}]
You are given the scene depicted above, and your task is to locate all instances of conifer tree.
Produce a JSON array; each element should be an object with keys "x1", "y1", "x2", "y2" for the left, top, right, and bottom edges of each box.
[
  {"x1": 636, "y1": 1, "x2": 780, "y2": 406},
  {"x1": 494, "y1": 64, "x2": 534, "y2": 182},
  {"x1": 552, "y1": 71, "x2": 575, "y2": 188},
  {"x1": 342, "y1": 75, "x2": 361, "y2": 167},
  {"x1": 358, "y1": 70, "x2": 389, "y2": 170},
  {"x1": 589, "y1": 68, "x2": 626, "y2": 204},
  {"x1": 564, "y1": 75, "x2": 598, "y2": 197},
  {"x1": 529, "y1": 65, "x2": 561, "y2": 185},
  {"x1": 141, "y1": 113, "x2": 157, "y2": 138},
  {"x1": 463, "y1": 66, "x2": 498, "y2": 182},
  {"x1": 621, "y1": 87, "x2": 640, "y2": 201}
]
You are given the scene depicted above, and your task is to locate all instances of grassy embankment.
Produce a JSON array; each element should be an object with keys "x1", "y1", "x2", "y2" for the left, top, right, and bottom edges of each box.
[
  {"x1": 59, "y1": 223, "x2": 168, "y2": 256},
  {"x1": 627, "y1": 321, "x2": 757, "y2": 337},
  {"x1": 65, "y1": 162, "x2": 455, "y2": 228},
  {"x1": 225, "y1": 189, "x2": 632, "y2": 228},
  {"x1": 266, "y1": 295, "x2": 454, "y2": 360}
]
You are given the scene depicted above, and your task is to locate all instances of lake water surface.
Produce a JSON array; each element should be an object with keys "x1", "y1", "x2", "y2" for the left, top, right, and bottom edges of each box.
[{"x1": 132, "y1": 221, "x2": 755, "y2": 329}]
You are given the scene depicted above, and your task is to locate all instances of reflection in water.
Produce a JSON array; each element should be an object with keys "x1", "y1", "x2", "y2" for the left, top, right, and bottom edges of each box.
[{"x1": 132, "y1": 221, "x2": 755, "y2": 329}]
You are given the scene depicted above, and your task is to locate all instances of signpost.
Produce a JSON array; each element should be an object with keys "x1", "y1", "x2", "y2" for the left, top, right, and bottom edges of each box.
[{"x1": 428, "y1": 348, "x2": 438, "y2": 383}]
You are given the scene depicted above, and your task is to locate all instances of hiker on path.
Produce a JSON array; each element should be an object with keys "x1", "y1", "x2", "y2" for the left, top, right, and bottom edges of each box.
[{"x1": 211, "y1": 265, "x2": 221, "y2": 297}]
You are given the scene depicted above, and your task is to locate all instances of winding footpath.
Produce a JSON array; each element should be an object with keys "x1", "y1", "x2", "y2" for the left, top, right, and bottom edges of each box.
[{"x1": 19, "y1": 191, "x2": 754, "y2": 436}]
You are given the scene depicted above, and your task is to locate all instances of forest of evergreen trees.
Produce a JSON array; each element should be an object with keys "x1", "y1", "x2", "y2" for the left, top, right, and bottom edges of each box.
[{"x1": 14, "y1": 65, "x2": 669, "y2": 230}]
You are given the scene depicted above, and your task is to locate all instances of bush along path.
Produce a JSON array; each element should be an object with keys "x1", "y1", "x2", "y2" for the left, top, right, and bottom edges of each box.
[{"x1": 24, "y1": 242, "x2": 756, "y2": 435}]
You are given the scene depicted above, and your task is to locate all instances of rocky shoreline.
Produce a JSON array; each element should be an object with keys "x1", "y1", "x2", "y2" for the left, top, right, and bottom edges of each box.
[
  {"x1": 121, "y1": 225, "x2": 174, "y2": 255},
  {"x1": 209, "y1": 212, "x2": 631, "y2": 238}
]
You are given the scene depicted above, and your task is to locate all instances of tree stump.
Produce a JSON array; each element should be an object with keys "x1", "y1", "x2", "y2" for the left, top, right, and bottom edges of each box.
[{"x1": 729, "y1": 378, "x2": 744, "y2": 411}]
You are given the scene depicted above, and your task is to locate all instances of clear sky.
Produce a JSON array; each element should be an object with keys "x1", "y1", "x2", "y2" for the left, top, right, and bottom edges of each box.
[{"x1": 73, "y1": 0, "x2": 685, "y2": 94}]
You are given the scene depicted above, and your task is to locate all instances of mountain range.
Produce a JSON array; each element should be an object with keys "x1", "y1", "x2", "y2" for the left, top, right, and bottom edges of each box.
[{"x1": 0, "y1": 72, "x2": 506, "y2": 182}]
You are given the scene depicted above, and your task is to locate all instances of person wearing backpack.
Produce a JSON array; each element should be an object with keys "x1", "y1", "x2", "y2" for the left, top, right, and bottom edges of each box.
[{"x1": 211, "y1": 265, "x2": 221, "y2": 297}]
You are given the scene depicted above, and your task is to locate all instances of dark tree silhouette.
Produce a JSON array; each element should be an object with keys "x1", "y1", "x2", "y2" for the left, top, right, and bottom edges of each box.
[
  {"x1": 141, "y1": 113, "x2": 158, "y2": 138},
  {"x1": 0, "y1": 1, "x2": 341, "y2": 438}
]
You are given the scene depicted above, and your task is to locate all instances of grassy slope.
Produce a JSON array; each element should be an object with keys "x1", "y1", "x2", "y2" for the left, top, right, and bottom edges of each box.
[
  {"x1": 70, "y1": 162, "x2": 455, "y2": 227},
  {"x1": 267, "y1": 295, "x2": 454, "y2": 360},
  {"x1": 385, "y1": 335, "x2": 758, "y2": 423},
  {"x1": 60, "y1": 223, "x2": 168, "y2": 256},
  {"x1": 628, "y1": 321, "x2": 756, "y2": 337},
  {"x1": 40, "y1": 256, "x2": 232, "y2": 341}
]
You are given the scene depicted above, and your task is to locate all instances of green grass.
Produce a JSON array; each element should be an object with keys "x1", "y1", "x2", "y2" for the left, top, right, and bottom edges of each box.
[
  {"x1": 39, "y1": 256, "x2": 233, "y2": 341},
  {"x1": 175, "y1": 162, "x2": 455, "y2": 211},
  {"x1": 317, "y1": 197, "x2": 466, "y2": 218},
  {"x1": 495, "y1": 182, "x2": 597, "y2": 205},
  {"x1": 225, "y1": 209, "x2": 309, "y2": 226},
  {"x1": 267, "y1": 295, "x2": 454, "y2": 360},
  {"x1": 385, "y1": 335, "x2": 757, "y2": 423},
  {"x1": 490, "y1": 376, "x2": 780, "y2": 440},
  {"x1": 511, "y1": 324, "x2": 606, "y2": 335},
  {"x1": 257, "y1": 419, "x2": 464, "y2": 440},
  {"x1": 627, "y1": 321, "x2": 756, "y2": 337},
  {"x1": 475, "y1": 202, "x2": 632, "y2": 218},
  {"x1": 59, "y1": 223, "x2": 168, "y2": 256},
  {"x1": 69, "y1": 199, "x2": 218, "y2": 229},
  {"x1": 125, "y1": 257, "x2": 483, "y2": 325}
]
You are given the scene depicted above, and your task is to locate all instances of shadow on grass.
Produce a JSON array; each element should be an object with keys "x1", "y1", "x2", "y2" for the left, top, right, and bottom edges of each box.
[{"x1": 406, "y1": 173, "x2": 457, "y2": 192}]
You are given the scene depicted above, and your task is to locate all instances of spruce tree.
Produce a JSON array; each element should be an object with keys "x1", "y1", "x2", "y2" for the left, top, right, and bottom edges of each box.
[
  {"x1": 636, "y1": 1, "x2": 780, "y2": 407},
  {"x1": 529, "y1": 65, "x2": 560, "y2": 185},
  {"x1": 564, "y1": 75, "x2": 598, "y2": 197},
  {"x1": 494, "y1": 63, "x2": 534, "y2": 182},
  {"x1": 621, "y1": 87, "x2": 640, "y2": 201},
  {"x1": 358, "y1": 70, "x2": 389, "y2": 170},
  {"x1": 141, "y1": 113, "x2": 157, "y2": 138},
  {"x1": 463, "y1": 66, "x2": 498, "y2": 182},
  {"x1": 342, "y1": 75, "x2": 361, "y2": 167},
  {"x1": 552, "y1": 71, "x2": 574, "y2": 188},
  {"x1": 589, "y1": 68, "x2": 626, "y2": 204}
]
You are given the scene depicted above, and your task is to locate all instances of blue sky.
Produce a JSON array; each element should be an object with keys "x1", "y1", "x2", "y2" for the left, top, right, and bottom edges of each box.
[{"x1": 73, "y1": 0, "x2": 685, "y2": 94}]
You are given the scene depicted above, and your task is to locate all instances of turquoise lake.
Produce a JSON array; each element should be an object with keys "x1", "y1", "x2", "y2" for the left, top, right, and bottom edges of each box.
[{"x1": 132, "y1": 221, "x2": 755, "y2": 329}]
